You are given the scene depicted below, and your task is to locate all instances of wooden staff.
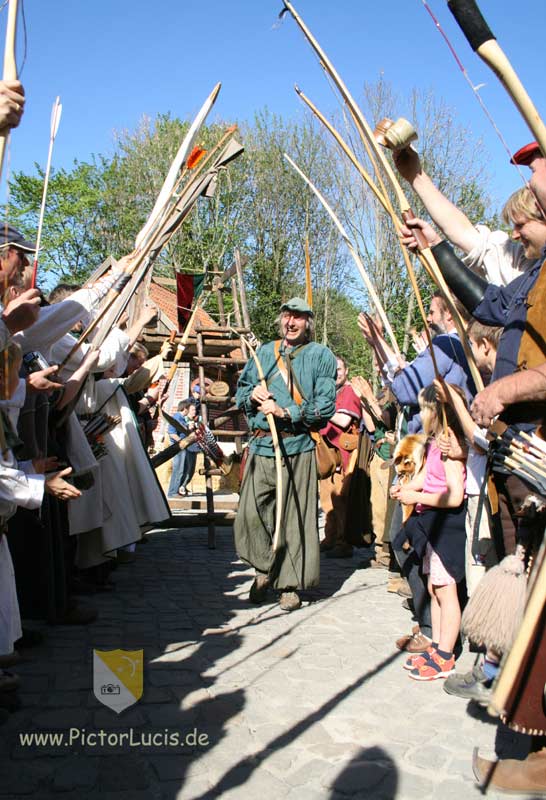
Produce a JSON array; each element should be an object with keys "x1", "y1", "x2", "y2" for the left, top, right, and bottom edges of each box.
[
  {"x1": 489, "y1": 546, "x2": 546, "y2": 726},
  {"x1": 31, "y1": 96, "x2": 62, "y2": 289},
  {"x1": 0, "y1": 0, "x2": 18, "y2": 178},
  {"x1": 304, "y1": 234, "x2": 312, "y2": 309},
  {"x1": 0, "y1": 0, "x2": 17, "y2": 435},
  {"x1": 448, "y1": 0, "x2": 546, "y2": 157}
]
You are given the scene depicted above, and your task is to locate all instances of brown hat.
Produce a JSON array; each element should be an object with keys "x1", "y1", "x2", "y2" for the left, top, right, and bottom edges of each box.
[{"x1": 510, "y1": 141, "x2": 542, "y2": 166}]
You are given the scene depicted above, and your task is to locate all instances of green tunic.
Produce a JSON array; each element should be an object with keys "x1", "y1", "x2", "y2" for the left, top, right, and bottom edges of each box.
[
  {"x1": 235, "y1": 339, "x2": 336, "y2": 590},
  {"x1": 236, "y1": 340, "x2": 337, "y2": 457}
]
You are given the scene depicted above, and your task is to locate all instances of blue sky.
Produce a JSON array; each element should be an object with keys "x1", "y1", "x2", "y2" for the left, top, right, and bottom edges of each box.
[{"x1": 6, "y1": 0, "x2": 545, "y2": 209}]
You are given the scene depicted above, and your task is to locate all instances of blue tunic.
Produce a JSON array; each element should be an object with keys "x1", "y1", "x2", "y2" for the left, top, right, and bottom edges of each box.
[{"x1": 391, "y1": 332, "x2": 476, "y2": 433}]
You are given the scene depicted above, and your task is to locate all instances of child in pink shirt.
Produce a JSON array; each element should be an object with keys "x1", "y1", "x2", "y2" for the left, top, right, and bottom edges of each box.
[{"x1": 391, "y1": 384, "x2": 467, "y2": 681}]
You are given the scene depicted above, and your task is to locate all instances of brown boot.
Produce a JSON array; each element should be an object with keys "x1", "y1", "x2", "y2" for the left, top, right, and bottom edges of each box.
[
  {"x1": 279, "y1": 591, "x2": 301, "y2": 612},
  {"x1": 473, "y1": 747, "x2": 546, "y2": 795},
  {"x1": 249, "y1": 574, "x2": 269, "y2": 604}
]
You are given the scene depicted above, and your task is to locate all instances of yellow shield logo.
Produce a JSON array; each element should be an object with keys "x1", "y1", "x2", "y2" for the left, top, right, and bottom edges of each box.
[{"x1": 93, "y1": 649, "x2": 143, "y2": 713}]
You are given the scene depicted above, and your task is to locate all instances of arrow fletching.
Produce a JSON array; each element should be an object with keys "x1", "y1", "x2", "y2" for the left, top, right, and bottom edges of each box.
[
  {"x1": 50, "y1": 96, "x2": 62, "y2": 139},
  {"x1": 186, "y1": 146, "x2": 207, "y2": 169}
]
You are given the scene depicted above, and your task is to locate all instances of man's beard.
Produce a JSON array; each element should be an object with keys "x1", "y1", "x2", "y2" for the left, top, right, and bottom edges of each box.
[{"x1": 428, "y1": 323, "x2": 444, "y2": 337}]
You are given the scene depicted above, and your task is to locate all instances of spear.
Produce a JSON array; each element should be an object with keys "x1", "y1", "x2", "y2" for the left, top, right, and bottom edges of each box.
[{"x1": 31, "y1": 96, "x2": 62, "y2": 289}]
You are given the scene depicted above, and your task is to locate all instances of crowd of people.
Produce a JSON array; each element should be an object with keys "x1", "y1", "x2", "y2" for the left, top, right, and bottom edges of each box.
[
  {"x1": 234, "y1": 140, "x2": 546, "y2": 793},
  {"x1": 1, "y1": 59, "x2": 546, "y2": 794},
  {"x1": 0, "y1": 78, "x2": 178, "y2": 723}
]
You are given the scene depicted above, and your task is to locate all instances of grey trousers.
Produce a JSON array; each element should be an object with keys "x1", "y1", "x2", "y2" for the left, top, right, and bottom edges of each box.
[{"x1": 234, "y1": 449, "x2": 319, "y2": 590}]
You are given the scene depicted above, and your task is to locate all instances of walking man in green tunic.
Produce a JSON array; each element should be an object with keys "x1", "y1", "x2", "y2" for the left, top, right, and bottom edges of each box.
[{"x1": 235, "y1": 298, "x2": 337, "y2": 612}]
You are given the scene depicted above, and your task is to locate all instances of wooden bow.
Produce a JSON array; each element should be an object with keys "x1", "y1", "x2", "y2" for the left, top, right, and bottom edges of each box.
[
  {"x1": 134, "y1": 82, "x2": 221, "y2": 251},
  {"x1": 447, "y1": 0, "x2": 546, "y2": 157},
  {"x1": 0, "y1": 0, "x2": 18, "y2": 179},
  {"x1": 281, "y1": 0, "x2": 483, "y2": 395},
  {"x1": 59, "y1": 105, "x2": 242, "y2": 367},
  {"x1": 284, "y1": 153, "x2": 401, "y2": 359}
]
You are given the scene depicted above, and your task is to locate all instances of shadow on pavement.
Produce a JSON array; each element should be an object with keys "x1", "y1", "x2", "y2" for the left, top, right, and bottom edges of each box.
[
  {"x1": 0, "y1": 527, "x2": 251, "y2": 798},
  {"x1": 327, "y1": 746, "x2": 398, "y2": 799},
  {"x1": 192, "y1": 650, "x2": 400, "y2": 799}
]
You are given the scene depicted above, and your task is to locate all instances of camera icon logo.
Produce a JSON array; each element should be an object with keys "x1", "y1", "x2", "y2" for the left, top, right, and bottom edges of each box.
[
  {"x1": 101, "y1": 683, "x2": 121, "y2": 695},
  {"x1": 94, "y1": 649, "x2": 143, "y2": 713}
]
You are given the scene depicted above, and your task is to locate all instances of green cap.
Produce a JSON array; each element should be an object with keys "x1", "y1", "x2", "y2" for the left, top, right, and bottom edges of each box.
[{"x1": 280, "y1": 297, "x2": 314, "y2": 317}]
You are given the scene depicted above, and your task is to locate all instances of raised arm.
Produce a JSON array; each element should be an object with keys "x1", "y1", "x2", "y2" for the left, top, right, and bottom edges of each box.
[{"x1": 394, "y1": 147, "x2": 481, "y2": 255}]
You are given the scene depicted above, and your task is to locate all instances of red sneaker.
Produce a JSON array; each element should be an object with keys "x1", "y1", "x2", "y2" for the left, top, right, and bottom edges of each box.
[
  {"x1": 409, "y1": 651, "x2": 455, "y2": 681},
  {"x1": 403, "y1": 645, "x2": 436, "y2": 671}
]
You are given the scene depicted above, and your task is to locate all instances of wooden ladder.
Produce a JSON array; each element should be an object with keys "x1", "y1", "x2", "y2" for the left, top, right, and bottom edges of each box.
[{"x1": 194, "y1": 250, "x2": 253, "y2": 548}]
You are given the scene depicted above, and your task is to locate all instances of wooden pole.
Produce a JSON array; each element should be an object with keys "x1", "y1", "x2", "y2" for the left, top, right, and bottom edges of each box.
[{"x1": 0, "y1": 0, "x2": 18, "y2": 178}]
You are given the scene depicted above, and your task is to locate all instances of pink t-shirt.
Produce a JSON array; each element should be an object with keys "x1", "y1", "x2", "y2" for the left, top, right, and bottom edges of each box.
[{"x1": 416, "y1": 441, "x2": 466, "y2": 513}]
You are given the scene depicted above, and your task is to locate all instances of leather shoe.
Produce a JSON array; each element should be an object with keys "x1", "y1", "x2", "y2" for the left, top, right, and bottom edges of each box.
[
  {"x1": 443, "y1": 664, "x2": 492, "y2": 705},
  {"x1": 404, "y1": 631, "x2": 432, "y2": 653},
  {"x1": 319, "y1": 540, "x2": 334, "y2": 552},
  {"x1": 249, "y1": 574, "x2": 269, "y2": 604},
  {"x1": 395, "y1": 625, "x2": 420, "y2": 651},
  {"x1": 279, "y1": 591, "x2": 301, "y2": 612},
  {"x1": 473, "y1": 747, "x2": 546, "y2": 794}
]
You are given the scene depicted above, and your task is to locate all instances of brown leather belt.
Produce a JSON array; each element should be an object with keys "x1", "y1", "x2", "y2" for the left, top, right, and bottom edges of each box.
[{"x1": 253, "y1": 429, "x2": 298, "y2": 440}]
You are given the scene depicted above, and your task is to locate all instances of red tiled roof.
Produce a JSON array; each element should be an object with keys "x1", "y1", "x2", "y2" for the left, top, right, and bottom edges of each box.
[{"x1": 149, "y1": 279, "x2": 217, "y2": 333}]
